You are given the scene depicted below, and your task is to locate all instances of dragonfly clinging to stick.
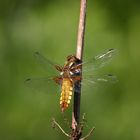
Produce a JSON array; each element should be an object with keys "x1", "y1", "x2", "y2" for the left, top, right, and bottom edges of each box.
[{"x1": 25, "y1": 49, "x2": 117, "y2": 112}]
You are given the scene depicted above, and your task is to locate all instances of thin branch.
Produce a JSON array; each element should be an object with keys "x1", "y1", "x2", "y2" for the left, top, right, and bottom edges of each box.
[
  {"x1": 52, "y1": 118, "x2": 70, "y2": 138},
  {"x1": 80, "y1": 127, "x2": 95, "y2": 140},
  {"x1": 76, "y1": 0, "x2": 87, "y2": 60},
  {"x1": 73, "y1": 0, "x2": 87, "y2": 128},
  {"x1": 71, "y1": 0, "x2": 87, "y2": 139}
]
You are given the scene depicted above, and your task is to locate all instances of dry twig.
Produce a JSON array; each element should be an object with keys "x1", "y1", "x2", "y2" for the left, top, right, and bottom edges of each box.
[
  {"x1": 73, "y1": 0, "x2": 87, "y2": 126},
  {"x1": 72, "y1": 0, "x2": 87, "y2": 139},
  {"x1": 52, "y1": 118, "x2": 70, "y2": 138},
  {"x1": 80, "y1": 127, "x2": 95, "y2": 140}
]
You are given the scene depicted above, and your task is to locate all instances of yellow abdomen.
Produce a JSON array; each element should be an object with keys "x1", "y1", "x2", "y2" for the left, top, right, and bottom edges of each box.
[{"x1": 60, "y1": 78, "x2": 73, "y2": 112}]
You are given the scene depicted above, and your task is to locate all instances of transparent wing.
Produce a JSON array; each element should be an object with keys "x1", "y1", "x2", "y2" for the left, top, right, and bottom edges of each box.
[
  {"x1": 82, "y1": 49, "x2": 116, "y2": 72},
  {"x1": 78, "y1": 74, "x2": 117, "y2": 93},
  {"x1": 24, "y1": 77, "x2": 61, "y2": 94},
  {"x1": 74, "y1": 49, "x2": 117, "y2": 91},
  {"x1": 34, "y1": 52, "x2": 60, "y2": 76},
  {"x1": 82, "y1": 74, "x2": 117, "y2": 86}
]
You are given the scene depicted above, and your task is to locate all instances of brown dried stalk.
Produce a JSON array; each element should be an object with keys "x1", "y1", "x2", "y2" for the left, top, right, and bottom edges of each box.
[
  {"x1": 73, "y1": 0, "x2": 87, "y2": 125},
  {"x1": 72, "y1": 0, "x2": 87, "y2": 139}
]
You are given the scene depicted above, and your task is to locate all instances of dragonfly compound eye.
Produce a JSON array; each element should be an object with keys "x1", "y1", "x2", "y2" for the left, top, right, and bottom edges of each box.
[{"x1": 74, "y1": 69, "x2": 81, "y2": 75}]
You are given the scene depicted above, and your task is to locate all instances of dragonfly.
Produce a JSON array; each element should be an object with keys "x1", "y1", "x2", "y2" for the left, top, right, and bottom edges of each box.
[{"x1": 25, "y1": 49, "x2": 117, "y2": 112}]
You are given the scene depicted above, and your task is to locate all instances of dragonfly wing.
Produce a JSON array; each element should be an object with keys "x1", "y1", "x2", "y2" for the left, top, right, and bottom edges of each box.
[
  {"x1": 34, "y1": 52, "x2": 61, "y2": 76},
  {"x1": 72, "y1": 49, "x2": 117, "y2": 92},
  {"x1": 82, "y1": 49, "x2": 117, "y2": 72},
  {"x1": 25, "y1": 77, "x2": 61, "y2": 94},
  {"x1": 81, "y1": 74, "x2": 118, "y2": 89}
]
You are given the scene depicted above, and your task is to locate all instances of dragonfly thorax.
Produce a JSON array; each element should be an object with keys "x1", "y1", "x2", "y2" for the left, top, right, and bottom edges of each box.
[
  {"x1": 60, "y1": 68, "x2": 75, "y2": 78},
  {"x1": 60, "y1": 55, "x2": 82, "y2": 79}
]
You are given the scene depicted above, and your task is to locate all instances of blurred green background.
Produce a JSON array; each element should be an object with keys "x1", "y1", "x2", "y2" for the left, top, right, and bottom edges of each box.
[{"x1": 0, "y1": 0, "x2": 140, "y2": 140}]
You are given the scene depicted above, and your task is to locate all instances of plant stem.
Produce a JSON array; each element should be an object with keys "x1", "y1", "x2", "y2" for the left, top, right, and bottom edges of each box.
[
  {"x1": 76, "y1": 0, "x2": 87, "y2": 60},
  {"x1": 72, "y1": 0, "x2": 87, "y2": 130}
]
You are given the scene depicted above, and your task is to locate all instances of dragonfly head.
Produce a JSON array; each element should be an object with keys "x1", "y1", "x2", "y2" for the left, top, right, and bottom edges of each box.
[{"x1": 60, "y1": 55, "x2": 82, "y2": 78}]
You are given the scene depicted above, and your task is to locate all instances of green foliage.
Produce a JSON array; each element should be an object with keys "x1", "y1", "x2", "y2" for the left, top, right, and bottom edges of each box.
[{"x1": 0, "y1": 0, "x2": 140, "y2": 139}]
